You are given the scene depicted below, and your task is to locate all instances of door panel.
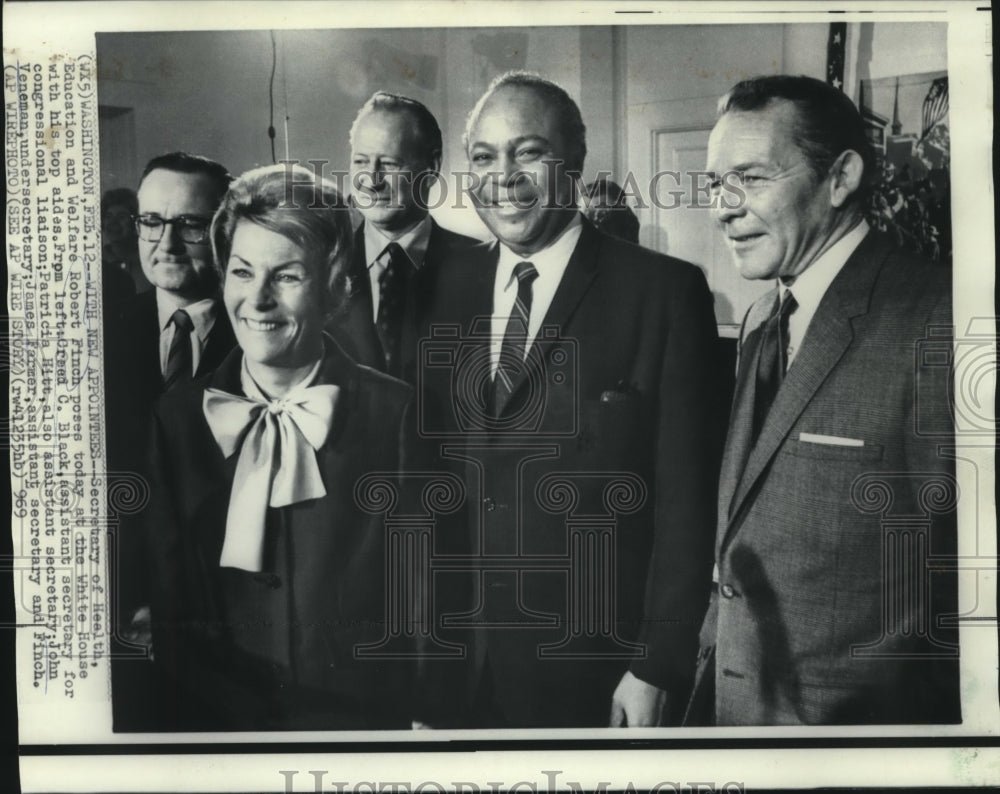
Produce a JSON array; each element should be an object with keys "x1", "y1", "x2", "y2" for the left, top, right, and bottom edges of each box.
[
  {"x1": 628, "y1": 114, "x2": 771, "y2": 332},
  {"x1": 622, "y1": 25, "x2": 786, "y2": 333}
]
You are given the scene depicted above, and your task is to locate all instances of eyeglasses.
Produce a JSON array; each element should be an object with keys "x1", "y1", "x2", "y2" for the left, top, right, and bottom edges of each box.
[{"x1": 133, "y1": 214, "x2": 212, "y2": 244}]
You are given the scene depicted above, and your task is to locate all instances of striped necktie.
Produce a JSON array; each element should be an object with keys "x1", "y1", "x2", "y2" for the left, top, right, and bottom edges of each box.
[
  {"x1": 491, "y1": 261, "x2": 538, "y2": 417},
  {"x1": 163, "y1": 308, "x2": 194, "y2": 391}
]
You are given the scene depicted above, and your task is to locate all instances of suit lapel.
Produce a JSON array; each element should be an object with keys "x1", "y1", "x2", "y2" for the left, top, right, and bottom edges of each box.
[
  {"x1": 721, "y1": 231, "x2": 890, "y2": 549},
  {"x1": 401, "y1": 221, "x2": 444, "y2": 376},
  {"x1": 414, "y1": 221, "x2": 443, "y2": 315},
  {"x1": 534, "y1": 221, "x2": 601, "y2": 340},
  {"x1": 136, "y1": 289, "x2": 164, "y2": 396},
  {"x1": 717, "y1": 296, "x2": 775, "y2": 530},
  {"x1": 727, "y1": 303, "x2": 855, "y2": 525},
  {"x1": 333, "y1": 225, "x2": 386, "y2": 370},
  {"x1": 186, "y1": 347, "x2": 243, "y2": 566},
  {"x1": 466, "y1": 242, "x2": 498, "y2": 329},
  {"x1": 197, "y1": 305, "x2": 236, "y2": 377},
  {"x1": 500, "y1": 221, "x2": 600, "y2": 413}
]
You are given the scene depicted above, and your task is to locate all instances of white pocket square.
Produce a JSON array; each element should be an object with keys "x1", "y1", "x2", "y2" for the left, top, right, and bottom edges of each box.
[{"x1": 799, "y1": 432, "x2": 865, "y2": 447}]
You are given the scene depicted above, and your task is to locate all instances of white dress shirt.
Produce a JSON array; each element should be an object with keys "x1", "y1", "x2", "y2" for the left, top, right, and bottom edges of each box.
[
  {"x1": 490, "y1": 213, "x2": 584, "y2": 377},
  {"x1": 364, "y1": 215, "x2": 432, "y2": 318},
  {"x1": 783, "y1": 219, "x2": 870, "y2": 368},
  {"x1": 156, "y1": 290, "x2": 218, "y2": 377}
]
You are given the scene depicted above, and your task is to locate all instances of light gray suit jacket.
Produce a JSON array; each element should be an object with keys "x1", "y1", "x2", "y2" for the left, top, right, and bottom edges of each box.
[{"x1": 689, "y1": 231, "x2": 959, "y2": 725}]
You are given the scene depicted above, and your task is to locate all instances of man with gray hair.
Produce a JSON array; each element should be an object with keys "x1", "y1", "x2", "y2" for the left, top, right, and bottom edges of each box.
[
  {"x1": 335, "y1": 91, "x2": 477, "y2": 381},
  {"x1": 687, "y1": 74, "x2": 958, "y2": 725},
  {"x1": 420, "y1": 71, "x2": 722, "y2": 728}
]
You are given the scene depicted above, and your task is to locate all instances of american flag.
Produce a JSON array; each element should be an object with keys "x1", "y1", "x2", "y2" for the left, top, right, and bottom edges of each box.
[
  {"x1": 826, "y1": 22, "x2": 847, "y2": 91},
  {"x1": 922, "y1": 77, "x2": 949, "y2": 138}
]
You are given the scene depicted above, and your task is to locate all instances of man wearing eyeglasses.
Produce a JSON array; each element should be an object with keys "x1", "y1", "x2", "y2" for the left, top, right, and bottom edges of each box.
[
  {"x1": 107, "y1": 152, "x2": 235, "y2": 417},
  {"x1": 105, "y1": 151, "x2": 236, "y2": 731},
  {"x1": 127, "y1": 152, "x2": 236, "y2": 392}
]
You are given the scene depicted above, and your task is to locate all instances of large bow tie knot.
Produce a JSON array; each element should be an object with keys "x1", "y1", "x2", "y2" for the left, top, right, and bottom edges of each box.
[{"x1": 202, "y1": 369, "x2": 339, "y2": 572}]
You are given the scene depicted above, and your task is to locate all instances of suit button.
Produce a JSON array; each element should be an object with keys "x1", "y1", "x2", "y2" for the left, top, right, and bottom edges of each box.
[
  {"x1": 483, "y1": 497, "x2": 496, "y2": 512},
  {"x1": 720, "y1": 584, "x2": 736, "y2": 599},
  {"x1": 254, "y1": 573, "x2": 282, "y2": 589}
]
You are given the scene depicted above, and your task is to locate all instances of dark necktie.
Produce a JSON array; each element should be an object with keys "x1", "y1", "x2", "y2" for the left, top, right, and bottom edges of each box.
[
  {"x1": 491, "y1": 261, "x2": 539, "y2": 417},
  {"x1": 752, "y1": 289, "x2": 797, "y2": 443},
  {"x1": 376, "y1": 242, "x2": 408, "y2": 376},
  {"x1": 163, "y1": 308, "x2": 194, "y2": 391}
]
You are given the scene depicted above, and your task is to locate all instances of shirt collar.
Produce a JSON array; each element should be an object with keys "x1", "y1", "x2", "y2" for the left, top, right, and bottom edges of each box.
[
  {"x1": 156, "y1": 289, "x2": 218, "y2": 342},
  {"x1": 496, "y1": 212, "x2": 584, "y2": 290},
  {"x1": 782, "y1": 219, "x2": 870, "y2": 316},
  {"x1": 240, "y1": 355, "x2": 323, "y2": 402},
  {"x1": 364, "y1": 214, "x2": 433, "y2": 272}
]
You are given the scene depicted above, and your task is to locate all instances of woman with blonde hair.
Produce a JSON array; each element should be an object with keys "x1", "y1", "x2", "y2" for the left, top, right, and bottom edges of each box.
[{"x1": 142, "y1": 164, "x2": 412, "y2": 730}]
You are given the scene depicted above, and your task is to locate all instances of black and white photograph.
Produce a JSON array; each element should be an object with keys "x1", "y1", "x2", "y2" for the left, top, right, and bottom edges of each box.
[{"x1": 5, "y1": 1, "x2": 997, "y2": 791}]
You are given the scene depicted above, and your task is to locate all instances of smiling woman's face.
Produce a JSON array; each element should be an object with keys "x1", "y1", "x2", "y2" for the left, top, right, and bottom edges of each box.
[{"x1": 224, "y1": 220, "x2": 326, "y2": 372}]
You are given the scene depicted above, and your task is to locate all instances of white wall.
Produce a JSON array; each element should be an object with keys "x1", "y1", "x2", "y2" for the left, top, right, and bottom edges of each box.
[
  {"x1": 97, "y1": 28, "x2": 455, "y2": 187},
  {"x1": 625, "y1": 24, "x2": 790, "y2": 110},
  {"x1": 97, "y1": 26, "x2": 622, "y2": 239},
  {"x1": 96, "y1": 21, "x2": 948, "y2": 251},
  {"x1": 864, "y1": 22, "x2": 948, "y2": 80}
]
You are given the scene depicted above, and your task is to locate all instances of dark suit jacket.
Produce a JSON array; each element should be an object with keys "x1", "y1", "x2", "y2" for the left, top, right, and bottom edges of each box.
[
  {"x1": 104, "y1": 289, "x2": 236, "y2": 616},
  {"x1": 104, "y1": 289, "x2": 237, "y2": 476},
  {"x1": 142, "y1": 339, "x2": 414, "y2": 731},
  {"x1": 105, "y1": 289, "x2": 237, "y2": 730},
  {"x1": 689, "y1": 232, "x2": 959, "y2": 726},
  {"x1": 328, "y1": 218, "x2": 478, "y2": 382},
  {"x1": 418, "y1": 219, "x2": 724, "y2": 727}
]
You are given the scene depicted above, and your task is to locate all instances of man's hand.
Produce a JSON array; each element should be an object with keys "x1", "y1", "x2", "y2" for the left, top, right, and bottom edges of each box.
[
  {"x1": 122, "y1": 605, "x2": 154, "y2": 660},
  {"x1": 609, "y1": 670, "x2": 668, "y2": 727}
]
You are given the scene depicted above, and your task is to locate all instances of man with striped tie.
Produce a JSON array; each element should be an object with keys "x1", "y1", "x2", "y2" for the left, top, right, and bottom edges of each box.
[
  {"x1": 418, "y1": 72, "x2": 723, "y2": 728},
  {"x1": 105, "y1": 152, "x2": 236, "y2": 730},
  {"x1": 105, "y1": 152, "x2": 236, "y2": 474}
]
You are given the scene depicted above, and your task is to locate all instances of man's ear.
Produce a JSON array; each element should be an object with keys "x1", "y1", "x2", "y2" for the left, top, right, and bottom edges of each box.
[
  {"x1": 416, "y1": 155, "x2": 442, "y2": 208},
  {"x1": 829, "y1": 149, "x2": 865, "y2": 208}
]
